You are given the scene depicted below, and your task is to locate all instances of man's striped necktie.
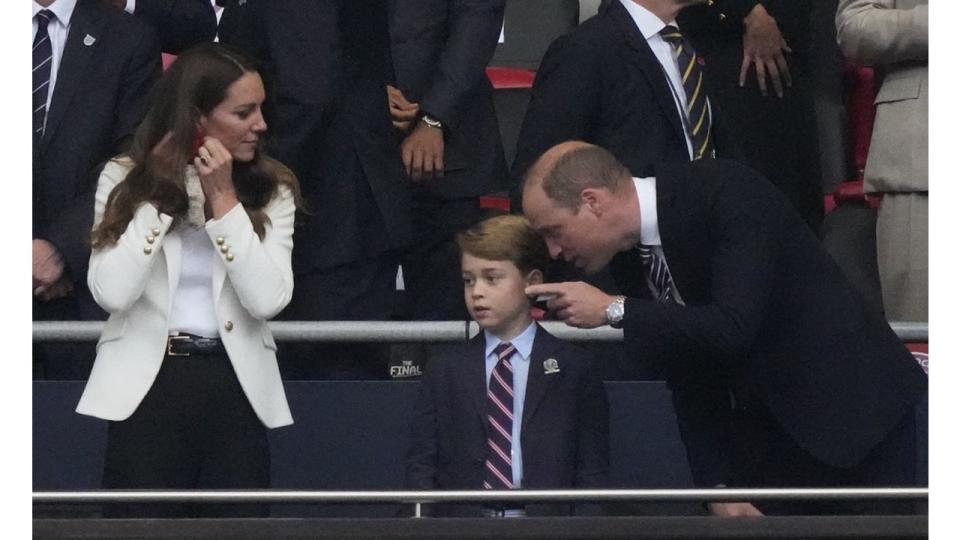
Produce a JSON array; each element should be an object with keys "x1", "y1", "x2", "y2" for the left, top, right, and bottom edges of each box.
[
  {"x1": 483, "y1": 342, "x2": 516, "y2": 489},
  {"x1": 659, "y1": 25, "x2": 714, "y2": 160},
  {"x1": 637, "y1": 244, "x2": 678, "y2": 304},
  {"x1": 33, "y1": 10, "x2": 55, "y2": 140}
]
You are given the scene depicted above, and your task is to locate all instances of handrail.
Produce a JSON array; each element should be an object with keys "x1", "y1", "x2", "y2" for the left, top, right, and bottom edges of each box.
[
  {"x1": 32, "y1": 321, "x2": 928, "y2": 343},
  {"x1": 33, "y1": 487, "x2": 927, "y2": 504}
]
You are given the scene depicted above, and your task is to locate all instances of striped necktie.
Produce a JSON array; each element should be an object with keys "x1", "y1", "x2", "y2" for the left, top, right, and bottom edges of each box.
[
  {"x1": 637, "y1": 244, "x2": 677, "y2": 303},
  {"x1": 483, "y1": 342, "x2": 516, "y2": 490},
  {"x1": 659, "y1": 25, "x2": 714, "y2": 160},
  {"x1": 33, "y1": 10, "x2": 55, "y2": 139}
]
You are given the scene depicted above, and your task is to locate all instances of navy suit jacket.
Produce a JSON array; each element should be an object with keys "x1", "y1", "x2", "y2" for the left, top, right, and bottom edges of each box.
[
  {"x1": 609, "y1": 159, "x2": 927, "y2": 487},
  {"x1": 132, "y1": 0, "x2": 217, "y2": 54},
  {"x1": 388, "y1": 0, "x2": 508, "y2": 200},
  {"x1": 512, "y1": 0, "x2": 740, "y2": 193},
  {"x1": 33, "y1": 0, "x2": 161, "y2": 318},
  {"x1": 406, "y1": 325, "x2": 609, "y2": 516}
]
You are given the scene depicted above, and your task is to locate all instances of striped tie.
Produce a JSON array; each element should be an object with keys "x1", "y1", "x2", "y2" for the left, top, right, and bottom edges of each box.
[
  {"x1": 33, "y1": 10, "x2": 55, "y2": 139},
  {"x1": 637, "y1": 244, "x2": 677, "y2": 304},
  {"x1": 483, "y1": 342, "x2": 515, "y2": 490},
  {"x1": 659, "y1": 25, "x2": 714, "y2": 160}
]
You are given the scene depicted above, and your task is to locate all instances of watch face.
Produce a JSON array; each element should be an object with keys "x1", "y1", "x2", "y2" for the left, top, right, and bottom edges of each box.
[{"x1": 606, "y1": 300, "x2": 624, "y2": 322}]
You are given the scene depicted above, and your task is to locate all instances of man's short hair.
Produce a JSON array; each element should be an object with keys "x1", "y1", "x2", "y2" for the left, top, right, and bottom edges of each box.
[
  {"x1": 529, "y1": 145, "x2": 632, "y2": 212},
  {"x1": 457, "y1": 214, "x2": 549, "y2": 275}
]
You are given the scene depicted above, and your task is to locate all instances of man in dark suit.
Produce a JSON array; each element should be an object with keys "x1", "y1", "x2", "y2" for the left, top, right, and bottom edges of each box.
[
  {"x1": 512, "y1": 0, "x2": 738, "y2": 199},
  {"x1": 104, "y1": 0, "x2": 217, "y2": 53},
  {"x1": 387, "y1": 0, "x2": 509, "y2": 321},
  {"x1": 523, "y1": 142, "x2": 926, "y2": 515},
  {"x1": 218, "y1": 0, "x2": 414, "y2": 378},
  {"x1": 33, "y1": 0, "x2": 161, "y2": 379},
  {"x1": 406, "y1": 215, "x2": 608, "y2": 517}
]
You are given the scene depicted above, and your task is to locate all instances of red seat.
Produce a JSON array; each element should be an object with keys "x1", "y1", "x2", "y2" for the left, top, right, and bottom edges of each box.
[{"x1": 824, "y1": 64, "x2": 882, "y2": 214}]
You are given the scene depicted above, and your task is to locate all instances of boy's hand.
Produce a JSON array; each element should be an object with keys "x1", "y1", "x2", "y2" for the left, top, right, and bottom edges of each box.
[{"x1": 524, "y1": 282, "x2": 614, "y2": 329}]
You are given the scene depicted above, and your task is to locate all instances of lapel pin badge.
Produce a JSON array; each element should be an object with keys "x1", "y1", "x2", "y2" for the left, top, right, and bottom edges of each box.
[
  {"x1": 543, "y1": 358, "x2": 560, "y2": 375},
  {"x1": 83, "y1": 34, "x2": 96, "y2": 47}
]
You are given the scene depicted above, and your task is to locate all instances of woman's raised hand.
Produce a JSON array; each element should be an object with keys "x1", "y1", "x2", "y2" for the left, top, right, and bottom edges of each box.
[{"x1": 195, "y1": 136, "x2": 240, "y2": 219}]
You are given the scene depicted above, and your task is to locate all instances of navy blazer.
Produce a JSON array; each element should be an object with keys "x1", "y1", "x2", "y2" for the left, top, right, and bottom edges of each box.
[
  {"x1": 512, "y1": 0, "x2": 740, "y2": 193},
  {"x1": 388, "y1": 0, "x2": 508, "y2": 199},
  {"x1": 406, "y1": 324, "x2": 609, "y2": 516},
  {"x1": 33, "y1": 0, "x2": 161, "y2": 310},
  {"x1": 609, "y1": 159, "x2": 927, "y2": 487},
  {"x1": 133, "y1": 0, "x2": 217, "y2": 54}
]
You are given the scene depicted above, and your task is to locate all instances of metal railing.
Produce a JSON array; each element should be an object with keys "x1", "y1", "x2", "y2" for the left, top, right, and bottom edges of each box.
[
  {"x1": 33, "y1": 487, "x2": 929, "y2": 518},
  {"x1": 32, "y1": 320, "x2": 928, "y2": 343}
]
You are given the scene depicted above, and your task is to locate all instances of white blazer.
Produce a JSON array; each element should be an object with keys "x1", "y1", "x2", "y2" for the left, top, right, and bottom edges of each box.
[{"x1": 76, "y1": 158, "x2": 295, "y2": 428}]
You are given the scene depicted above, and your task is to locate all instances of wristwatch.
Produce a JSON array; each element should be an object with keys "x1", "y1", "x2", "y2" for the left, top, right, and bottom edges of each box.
[
  {"x1": 605, "y1": 295, "x2": 626, "y2": 328},
  {"x1": 420, "y1": 113, "x2": 443, "y2": 129}
]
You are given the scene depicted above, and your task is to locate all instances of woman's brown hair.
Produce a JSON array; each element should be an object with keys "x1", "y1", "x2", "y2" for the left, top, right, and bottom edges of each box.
[{"x1": 91, "y1": 43, "x2": 300, "y2": 249}]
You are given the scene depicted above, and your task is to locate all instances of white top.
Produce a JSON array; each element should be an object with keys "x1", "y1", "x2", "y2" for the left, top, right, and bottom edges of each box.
[
  {"x1": 167, "y1": 225, "x2": 220, "y2": 338},
  {"x1": 619, "y1": 0, "x2": 711, "y2": 160},
  {"x1": 484, "y1": 321, "x2": 537, "y2": 489},
  {"x1": 633, "y1": 176, "x2": 685, "y2": 305},
  {"x1": 32, "y1": 0, "x2": 77, "y2": 123}
]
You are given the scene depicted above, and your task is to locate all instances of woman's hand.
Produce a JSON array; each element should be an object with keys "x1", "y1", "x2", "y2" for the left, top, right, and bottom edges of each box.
[{"x1": 194, "y1": 136, "x2": 240, "y2": 219}]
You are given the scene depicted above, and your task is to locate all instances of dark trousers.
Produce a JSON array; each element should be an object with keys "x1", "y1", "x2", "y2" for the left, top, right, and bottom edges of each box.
[
  {"x1": 279, "y1": 252, "x2": 400, "y2": 380},
  {"x1": 400, "y1": 193, "x2": 482, "y2": 321},
  {"x1": 102, "y1": 351, "x2": 270, "y2": 518},
  {"x1": 731, "y1": 402, "x2": 919, "y2": 515}
]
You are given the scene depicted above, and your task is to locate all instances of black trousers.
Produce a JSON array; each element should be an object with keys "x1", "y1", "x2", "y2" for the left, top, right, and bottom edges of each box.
[
  {"x1": 279, "y1": 252, "x2": 400, "y2": 380},
  {"x1": 102, "y1": 350, "x2": 270, "y2": 518}
]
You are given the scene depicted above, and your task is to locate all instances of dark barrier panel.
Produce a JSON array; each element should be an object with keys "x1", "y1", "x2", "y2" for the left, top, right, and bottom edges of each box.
[
  {"x1": 33, "y1": 516, "x2": 928, "y2": 540},
  {"x1": 33, "y1": 381, "x2": 925, "y2": 516}
]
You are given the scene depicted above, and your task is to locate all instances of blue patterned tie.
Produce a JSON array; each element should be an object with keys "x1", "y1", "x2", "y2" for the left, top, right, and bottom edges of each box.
[
  {"x1": 637, "y1": 244, "x2": 677, "y2": 303},
  {"x1": 659, "y1": 25, "x2": 714, "y2": 160},
  {"x1": 483, "y1": 342, "x2": 515, "y2": 489},
  {"x1": 33, "y1": 10, "x2": 55, "y2": 139}
]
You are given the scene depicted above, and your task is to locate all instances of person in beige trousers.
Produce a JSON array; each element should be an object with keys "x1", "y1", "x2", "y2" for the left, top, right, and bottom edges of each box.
[{"x1": 836, "y1": 0, "x2": 928, "y2": 322}]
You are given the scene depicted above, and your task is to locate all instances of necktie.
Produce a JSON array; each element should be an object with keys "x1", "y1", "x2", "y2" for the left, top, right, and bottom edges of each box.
[
  {"x1": 33, "y1": 10, "x2": 55, "y2": 139},
  {"x1": 659, "y1": 25, "x2": 714, "y2": 160},
  {"x1": 637, "y1": 244, "x2": 677, "y2": 303},
  {"x1": 483, "y1": 342, "x2": 515, "y2": 490}
]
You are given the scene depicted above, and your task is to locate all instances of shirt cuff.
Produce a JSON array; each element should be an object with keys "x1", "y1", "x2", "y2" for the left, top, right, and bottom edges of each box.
[{"x1": 125, "y1": 0, "x2": 136, "y2": 15}]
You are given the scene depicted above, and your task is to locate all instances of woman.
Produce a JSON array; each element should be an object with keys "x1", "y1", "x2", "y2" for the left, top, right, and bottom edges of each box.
[{"x1": 76, "y1": 44, "x2": 300, "y2": 517}]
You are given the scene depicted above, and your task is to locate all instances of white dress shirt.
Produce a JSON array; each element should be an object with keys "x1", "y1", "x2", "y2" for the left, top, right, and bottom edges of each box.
[
  {"x1": 33, "y1": 0, "x2": 77, "y2": 119},
  {"x1": 619, "y1": 0, "x2": 712, "y2": 160},
  {"x1": 167, "y1": 225, "x2": 220, "y2": 338},
  {"x1": 633, "y1": 176, "x2": 685, "y2": 305},
  {"x1": 484, "y1": 321, "x2": 537, "y2": 489}
]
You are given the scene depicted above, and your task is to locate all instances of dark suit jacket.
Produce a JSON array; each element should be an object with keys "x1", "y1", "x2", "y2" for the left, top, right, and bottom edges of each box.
[
  {"x1": 218, "y1": 0, "x2": 413, "y2": 272},
  {"x1": 406, "y1": 325, "x2": 609, "y2": 516},
  {"x1": 512, "y1": 0, "x2": 740, "y2": 191},
  {"x1": 132, "y1": 0, "x2": 217, "y2": 53},
  {"x1": 608, "y1": 159, "x2": 926, "y2": 487},
  {"x1": 388, "y1": 0, "x2": 508, "y2": 200},
  {"x1": 33, "y1": 0, "x2": 161, "y2": 316}
]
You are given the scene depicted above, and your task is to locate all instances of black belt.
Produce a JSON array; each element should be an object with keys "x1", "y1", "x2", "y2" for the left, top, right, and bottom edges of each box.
[{"x1": 166, "y1": 333, "x2": 226, "y2": 357}]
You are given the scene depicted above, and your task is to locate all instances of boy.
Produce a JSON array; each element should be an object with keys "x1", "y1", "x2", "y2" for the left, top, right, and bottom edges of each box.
[{"x1": 405, "y1": 215, "x2": 609, "y2": 517}]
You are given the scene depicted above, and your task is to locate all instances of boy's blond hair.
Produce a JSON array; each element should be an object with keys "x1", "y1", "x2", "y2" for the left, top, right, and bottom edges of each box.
[{"x1": 456, "y1": 215, "x2": 550, "y2": 275}]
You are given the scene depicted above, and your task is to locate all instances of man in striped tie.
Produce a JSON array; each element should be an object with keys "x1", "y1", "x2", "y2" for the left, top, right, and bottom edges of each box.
[
  {"x1": 513, "y1": 0, "x2": 728, "y2": 207},
  {"x1": 406, "y1": 215, "x2": 609, "y2": 517},
  {"x1": 522, "y1": 142, "x2": 926, "y2": 516},
  {"x1": 32, "y1": 0, "x2": 160, "y2": 380}
]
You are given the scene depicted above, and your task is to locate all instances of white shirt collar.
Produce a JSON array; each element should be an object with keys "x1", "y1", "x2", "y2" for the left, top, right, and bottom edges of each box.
[
  {"x1": 618, "y1": 0, "x2": 677, "y2": 40},
  {"x1": 484, "y1": 321, "x2": 537, "y2": 361},
  {"x1": 34, "y1": 0, "x2": 77, "y2": 27},
  {"x1": 632, "y1": 176, "x2": 661, "y2": 246}
]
